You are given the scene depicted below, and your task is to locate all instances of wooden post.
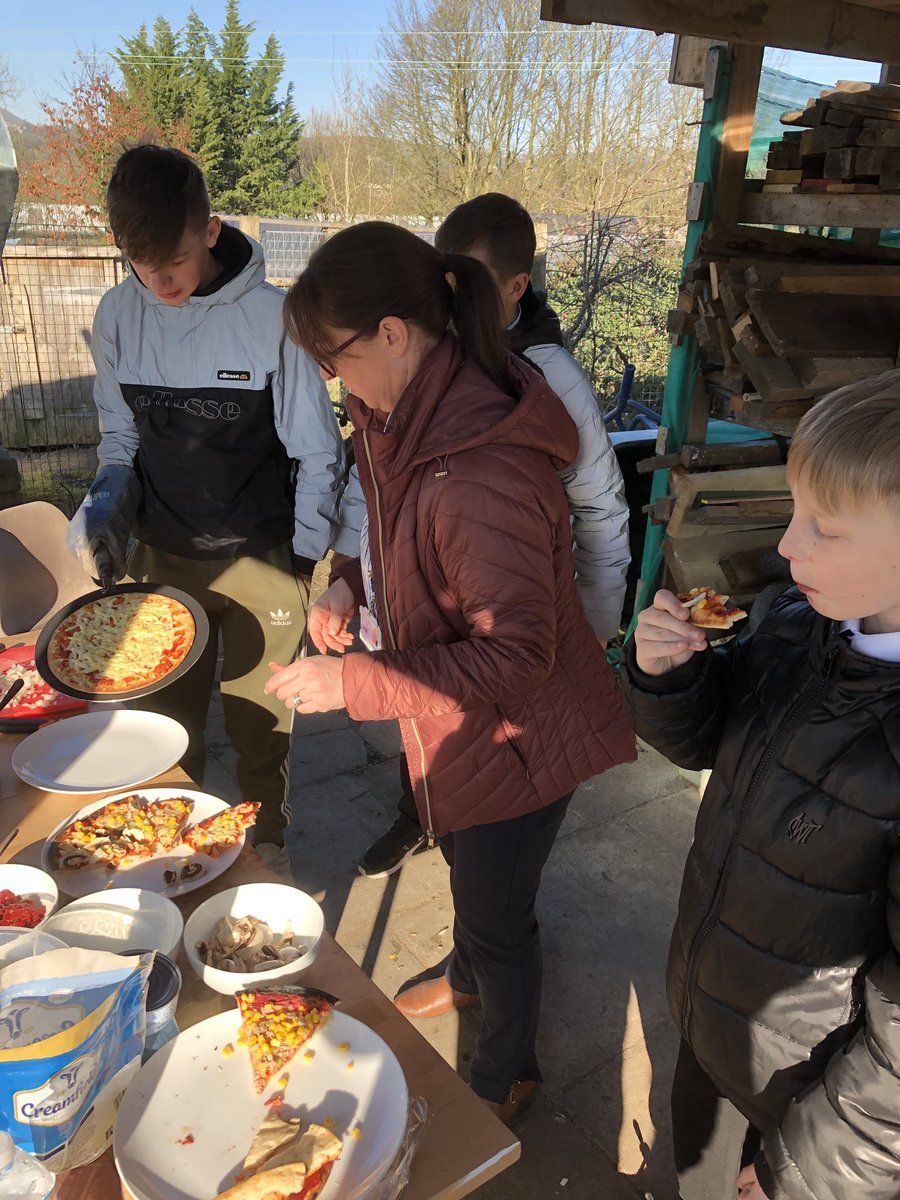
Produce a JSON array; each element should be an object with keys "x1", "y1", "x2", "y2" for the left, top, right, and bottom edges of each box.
[
  {"x1": 239, "y1": 215, "x2": 261, "y2": 243},
  {"x1": 712, "y1": 42, "x2": 764, "y2": 226}
]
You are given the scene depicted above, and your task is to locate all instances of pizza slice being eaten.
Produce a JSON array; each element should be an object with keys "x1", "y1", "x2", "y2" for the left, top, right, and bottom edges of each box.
[
  {"x1": 182, "y1": 802, "x2": 260, "y2": 858},
  {"x1": 677, "y1": 587, "x2": 747, "y2": 630},
  {"x1": 235, "y1": 987, "x2": 333, "y2": 1094}
]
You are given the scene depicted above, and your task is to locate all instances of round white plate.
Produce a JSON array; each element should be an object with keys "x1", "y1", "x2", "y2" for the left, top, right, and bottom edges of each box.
[
  {"x1": 114, "y1": 1008, "x2": 409, "y2": 1200},
  {"x1": 42, "y1": 788, "x2": 246, "y2": 900},
  {"x1": 42, "y1": 888, "x2": 184, "y2": 956},
  {"x1": 12, "y1": 710, "x2": 189, "y2": 794}
]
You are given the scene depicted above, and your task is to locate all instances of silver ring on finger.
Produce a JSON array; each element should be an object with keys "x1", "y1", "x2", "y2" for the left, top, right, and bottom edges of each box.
[{"x1": 289, "y1": 693, "x2": 303, "y2": 708}]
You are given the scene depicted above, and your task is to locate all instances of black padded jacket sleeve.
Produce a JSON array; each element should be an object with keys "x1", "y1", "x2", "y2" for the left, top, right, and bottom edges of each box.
[{"x1": 620, "y1": 638, "x2": 743, "y2": 771}]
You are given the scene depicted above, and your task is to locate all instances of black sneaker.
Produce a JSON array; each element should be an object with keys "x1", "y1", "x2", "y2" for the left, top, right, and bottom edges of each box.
[{"x1": 358, "y1": 816, "x2": 427, "y2": 878}]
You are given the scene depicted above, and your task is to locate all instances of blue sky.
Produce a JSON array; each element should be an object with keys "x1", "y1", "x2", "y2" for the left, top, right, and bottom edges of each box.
[
  {"x1": 0, "y1": 1, "x2": 884, "y2": 125},
  {"x1": 1, "y1": 0, "x2": 386, "y2": 122}
]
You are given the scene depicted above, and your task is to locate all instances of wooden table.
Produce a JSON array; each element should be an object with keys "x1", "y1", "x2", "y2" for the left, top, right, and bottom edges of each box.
[{"x1": 0, "y1": 734, "x2": 519, "y2": 1200}]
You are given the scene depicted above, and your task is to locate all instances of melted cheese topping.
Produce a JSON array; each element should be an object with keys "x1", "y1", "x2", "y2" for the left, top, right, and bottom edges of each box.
[{"x1": 60, "y1": 595, "x2": 188, "y2": 683}]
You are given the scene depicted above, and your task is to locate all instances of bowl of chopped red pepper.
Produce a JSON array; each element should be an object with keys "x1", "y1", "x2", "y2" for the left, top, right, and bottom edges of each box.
[{"x1": 0, "y1": 864, "x2": 58, "y2": 928}]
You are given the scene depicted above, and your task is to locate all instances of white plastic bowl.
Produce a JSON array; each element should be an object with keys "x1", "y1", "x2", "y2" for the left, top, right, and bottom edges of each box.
[
  {"x1": 42, "y1": 888, "x2": 183, "y2": 957},
  {"x1": 0, "y1": 863, "x2": 59, "y2": 924},
  {"x1": 184, "y1": 882, "x2": 323, "y2": 995}
]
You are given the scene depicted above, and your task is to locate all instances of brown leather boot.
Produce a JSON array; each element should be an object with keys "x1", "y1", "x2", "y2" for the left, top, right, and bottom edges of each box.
[
  {"x1": 481, "y1": 1079, "x2": 538, "y2": 1125},
  {"x1": 394, "y1": 976, "x2": 480, "y2": 1019}
]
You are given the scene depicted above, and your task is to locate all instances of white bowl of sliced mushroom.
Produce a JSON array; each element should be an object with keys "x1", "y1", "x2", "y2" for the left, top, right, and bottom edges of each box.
[{"x1": 183, "y1": 882, "x2": 324, "y2": 995}]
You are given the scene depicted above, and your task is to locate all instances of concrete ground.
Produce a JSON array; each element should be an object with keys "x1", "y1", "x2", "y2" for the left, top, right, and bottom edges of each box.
[{"x1": 203, "y1": 670, "x2": 698, "y2": 1200}]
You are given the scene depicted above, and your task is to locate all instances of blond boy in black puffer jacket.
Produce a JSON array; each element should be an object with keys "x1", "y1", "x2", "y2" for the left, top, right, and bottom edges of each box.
[{"x1": 622, "y1": 373, "x2": 900, "y2": 1200}]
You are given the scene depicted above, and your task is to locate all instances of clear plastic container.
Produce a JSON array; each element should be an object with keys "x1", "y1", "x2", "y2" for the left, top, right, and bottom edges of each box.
[
  {"x1": 0, "y1": 1131, "x2": 55, "y2": 1198},
  {"x1": 0, "y1": 926, "x2": 67, "y2": 966}
]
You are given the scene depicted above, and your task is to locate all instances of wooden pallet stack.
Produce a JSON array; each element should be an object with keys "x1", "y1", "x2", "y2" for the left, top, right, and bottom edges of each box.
[
  {"x1": 657, "y1": 217, "x2": 900, "y2": 604},
  {"x1": 640, "y1": 443, "x2": 793, "y2": 605},
  {"x1": 668, "y1": 223, "x2": 900, "y2": 435},
  {"x1": 764, "y1": 80, "x2": 900, "y2": 193}
]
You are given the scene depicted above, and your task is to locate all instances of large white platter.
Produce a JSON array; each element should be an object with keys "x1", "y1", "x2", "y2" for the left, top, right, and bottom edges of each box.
[
  {"x1": 12, "y1": 710, "x2": 189, "y2": 793},
  {"x1": 114, "y1": 1008, "x2": 409, "y2": 1200},
  {"x1": 42, "y1": 788, "x2": 245, "y2": 900}
]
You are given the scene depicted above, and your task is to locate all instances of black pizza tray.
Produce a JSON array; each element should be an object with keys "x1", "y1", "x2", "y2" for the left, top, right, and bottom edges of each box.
[{"x1": 34, "y1": 582, "x2": 210, "y2": 703}]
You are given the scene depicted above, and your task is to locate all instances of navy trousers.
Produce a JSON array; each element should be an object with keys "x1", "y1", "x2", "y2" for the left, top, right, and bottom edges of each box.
[{"x1": 438, "y1": 792, "x2": 572, "y2": 1102}]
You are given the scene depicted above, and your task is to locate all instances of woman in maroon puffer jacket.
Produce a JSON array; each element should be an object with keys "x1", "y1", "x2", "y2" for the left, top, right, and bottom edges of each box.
[{"x1": 266, "y1": 221, "x2": 635, "y2": 1122}]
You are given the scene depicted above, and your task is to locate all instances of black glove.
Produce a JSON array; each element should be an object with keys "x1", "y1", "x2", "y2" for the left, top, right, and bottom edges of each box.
[
  {"x1": 67, "y1": 464, "x2": 140, "y2": 587},
  {"x1": 92, "y1": 542, "x2": 121, "y2": 593}
]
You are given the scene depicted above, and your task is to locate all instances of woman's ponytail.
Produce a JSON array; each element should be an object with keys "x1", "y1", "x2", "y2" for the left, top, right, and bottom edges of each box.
[{"x1": 443, "y1": 251, "x2": 513, "y2": 393}]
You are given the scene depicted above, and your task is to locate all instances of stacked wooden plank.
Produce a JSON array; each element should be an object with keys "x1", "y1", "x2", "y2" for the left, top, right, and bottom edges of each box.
[
  {"x1": 669, "y1": 224, "x2": 900, "y2": 434},
  {"x1": 638, "y1": 450, "x2": 792, "y2": 604},
  {"x1": 764, "y1": 79, "x2": 900, "y2": 194}
]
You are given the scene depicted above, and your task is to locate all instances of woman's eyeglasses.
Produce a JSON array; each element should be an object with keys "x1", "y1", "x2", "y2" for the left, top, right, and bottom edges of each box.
[{"x1": 316, "y1": 326, "x2": 377, "y2": 379}]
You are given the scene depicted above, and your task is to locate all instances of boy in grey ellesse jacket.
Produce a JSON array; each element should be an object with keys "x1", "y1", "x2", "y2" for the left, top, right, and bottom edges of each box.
[{"x1": 67, "y1": 146, "x2": 349, "y2": 848}]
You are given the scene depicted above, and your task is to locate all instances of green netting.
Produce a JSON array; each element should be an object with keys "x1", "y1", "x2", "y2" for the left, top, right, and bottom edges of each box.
[{"x1": 747, "y1": 66, "x2": 825, "y2": 178}]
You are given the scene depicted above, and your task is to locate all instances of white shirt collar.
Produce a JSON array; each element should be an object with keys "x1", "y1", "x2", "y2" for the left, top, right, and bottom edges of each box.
[
  {"x1": 840, "y1": 618, "x2": 900, "y2": 663},
  {"x1": 506, "y1": 304, "x2": 522, "y2": 332}
]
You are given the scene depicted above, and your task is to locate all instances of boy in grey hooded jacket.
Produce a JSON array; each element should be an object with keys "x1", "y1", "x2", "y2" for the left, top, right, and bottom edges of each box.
[{"x1": 67, "y1": 145, "x2": 348, "y2": 847}]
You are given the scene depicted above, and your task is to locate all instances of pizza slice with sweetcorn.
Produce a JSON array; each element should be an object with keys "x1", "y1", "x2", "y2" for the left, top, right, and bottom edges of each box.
[
  {"x1": 235, "y1": 987, "x2": 333, "y2": 1094},
  {"x1": 143, "y1": 796, "x2": 194, "y2": 852},
  {"x1": 181, "y1": 802, "x2": 260, "y2": 858},
  {"x1": 52, "y1": 796, "x2": 158, "y2": 870}
]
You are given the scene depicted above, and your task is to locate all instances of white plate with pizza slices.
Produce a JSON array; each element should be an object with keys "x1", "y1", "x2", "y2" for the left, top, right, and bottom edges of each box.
[
  {"x1": 114, "y1": 1008, "x2": 409, "y2": 1200},
  {"x1": 41, "y1": 788, "x2": 249, "y2": 900}
]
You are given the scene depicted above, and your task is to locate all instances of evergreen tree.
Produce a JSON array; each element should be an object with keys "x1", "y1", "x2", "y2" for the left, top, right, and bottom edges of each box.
[
  {"x1": 114, "y1": 24, "x2": 153, "y2": 106},
  {"x1": 181, "y1": 10, "x2": 224, "y2": 191},
  {"x1": 114, "y1": 1, "x2": 323, "y2": 216},
  {"x1": 113, "y1": 18, "x2": 184, "y2": 137},
  {"x1": 218, "y1": 34, "x2": 320, "y2": 215},
  {"x1": 214, "y1": 0, "x2": 254, "y2": 194},
  {"x1": 147, "y1": 17, "x2": 185, "y2": 131}
]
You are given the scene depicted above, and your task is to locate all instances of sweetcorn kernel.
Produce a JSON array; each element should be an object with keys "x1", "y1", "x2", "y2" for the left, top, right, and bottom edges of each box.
[
  {"x1": 351, "y1": 1127, "x2": 362, "y2": 1140},
  {"x1": 338, "y1": 1042, "x2": 350, "y2": 1053},
  {"x1": 303, "y1": 1050, "x2": 315, "y2": 1062},
  {"x1": 277, "y1": 1074, "x2": 289, "y2": 1089},
  {"x1": 346, "y1": 1061, "x2": 355, "y2": 1071},
  {"x1": 222, "y1": 1043, "x2": 235, "y2": 1057}
]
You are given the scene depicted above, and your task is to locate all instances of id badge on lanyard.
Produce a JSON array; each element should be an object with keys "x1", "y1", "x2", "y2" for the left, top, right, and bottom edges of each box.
[{"x1": 359, "y1": 605, "x2": 383, "y2": 651}]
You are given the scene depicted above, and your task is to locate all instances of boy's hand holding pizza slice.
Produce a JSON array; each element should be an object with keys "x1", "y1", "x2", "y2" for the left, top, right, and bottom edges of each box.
[{"x1": 635, "y1": 586, "x2": 746, "y2": 678}]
